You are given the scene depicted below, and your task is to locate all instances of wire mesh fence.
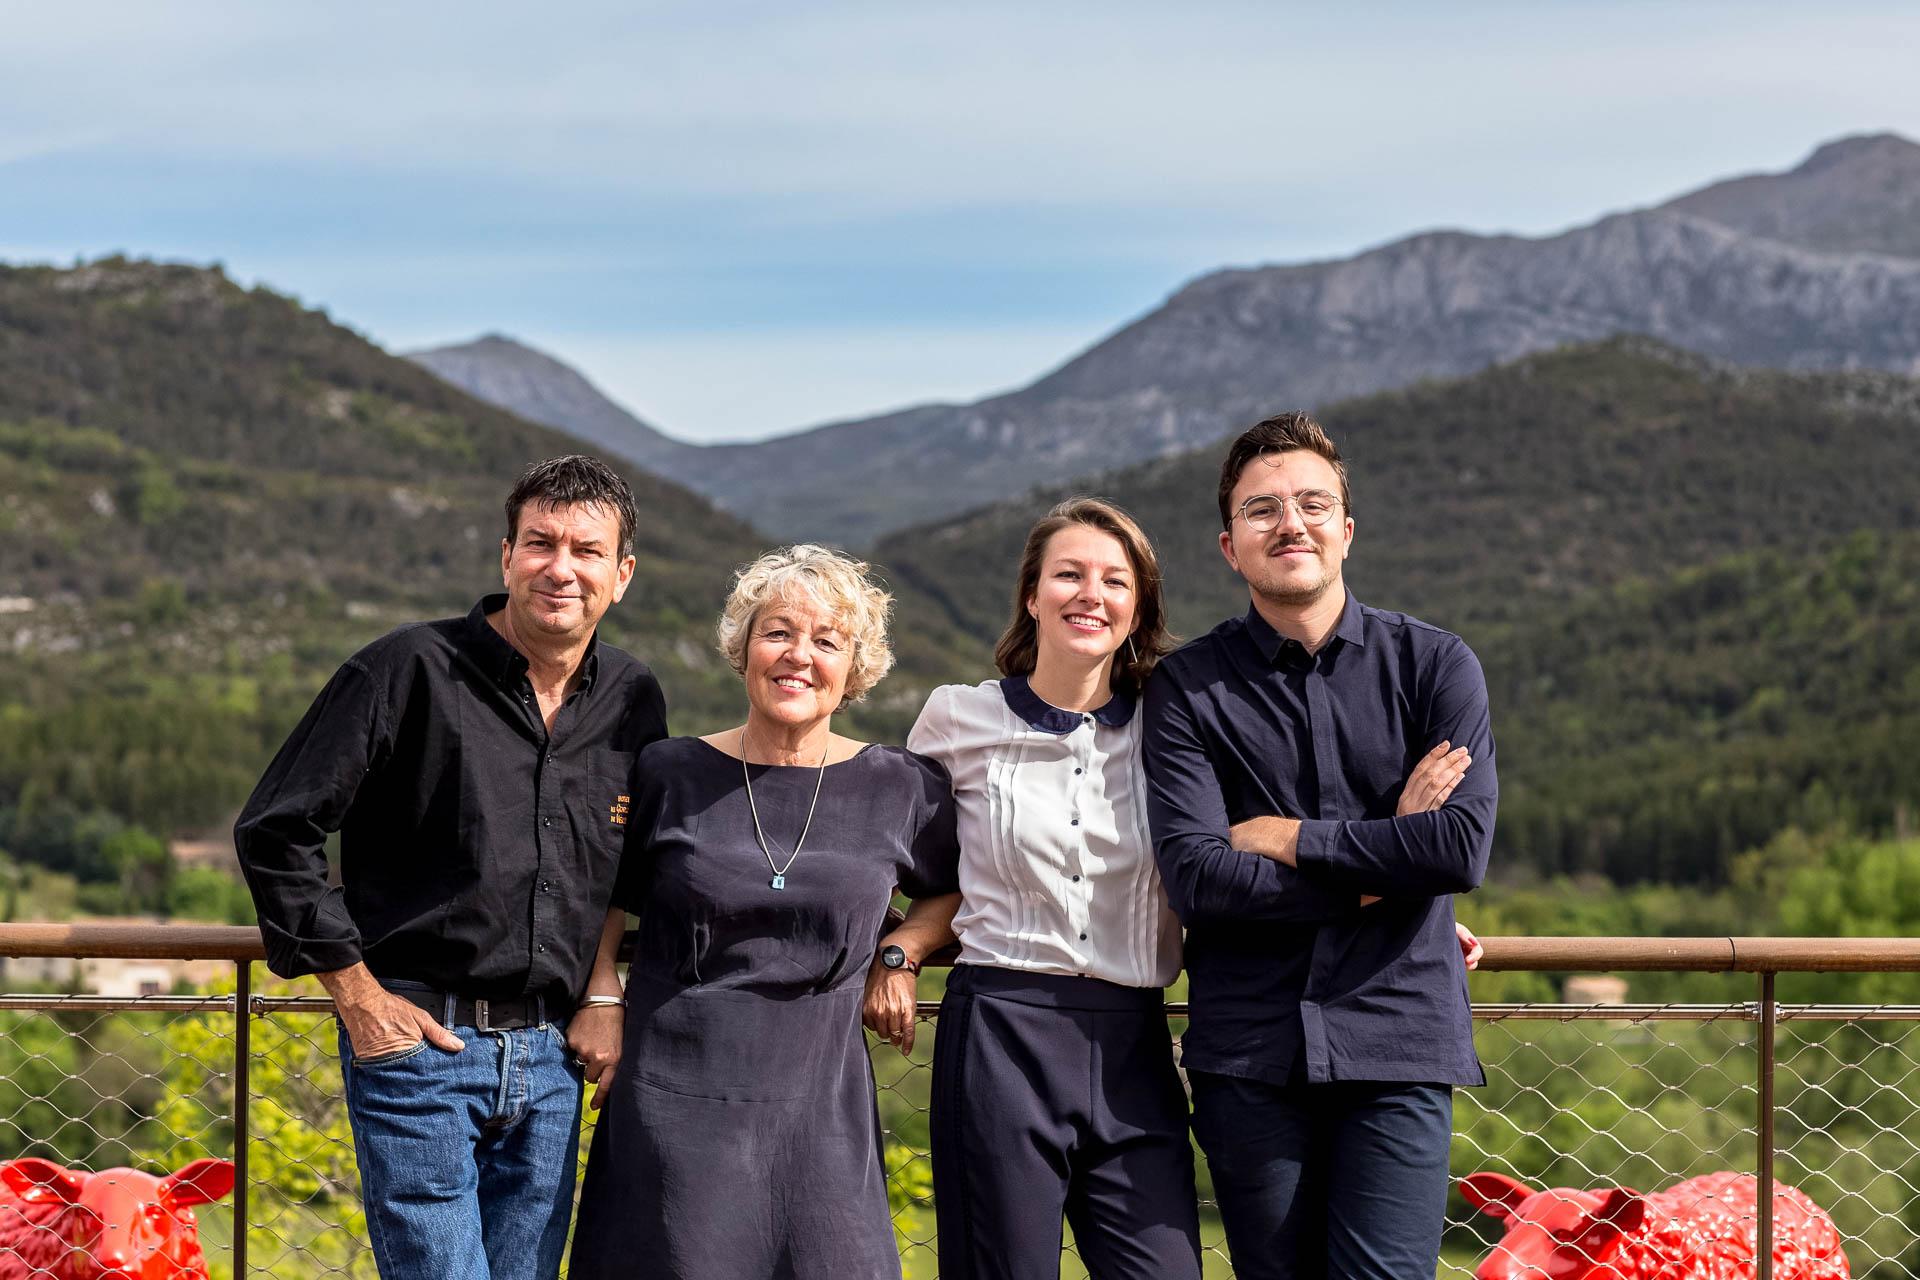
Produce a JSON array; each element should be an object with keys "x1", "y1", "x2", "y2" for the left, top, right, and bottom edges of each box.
[
  {"x1": 0, "y1": 996, "x2": 243, "y2": 1274},
  {"x1": 4, "y1": 966, "x2": 1920, "y2": 1278}
]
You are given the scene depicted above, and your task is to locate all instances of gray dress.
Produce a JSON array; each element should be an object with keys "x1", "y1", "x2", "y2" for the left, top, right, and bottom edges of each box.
[{"x1": 570, "y1": 737, "x2": 959, "y2": 1280}]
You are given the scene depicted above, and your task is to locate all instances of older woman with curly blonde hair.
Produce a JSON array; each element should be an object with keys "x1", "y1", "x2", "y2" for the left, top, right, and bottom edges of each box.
[{"x1": 568, "y1": 545, "x2": 961, "y2": 1280}]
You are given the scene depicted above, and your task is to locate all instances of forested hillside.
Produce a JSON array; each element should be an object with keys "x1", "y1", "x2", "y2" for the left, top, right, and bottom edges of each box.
[
  {"x1": 0, "y1": 258, "x2": 983, "y2": 914},
  {"x1": 881, "y1": 340, "x2": 1920, "y2": 634},
  {"x1": 877, "y1": 340, "x2": 1920, "y2": 885},
  {"x1": 5, "y1": 263, "x2": 1914, "y2": 912},
  {"x1": 1480, "y1": 531, "x2": 1920, "y2": 883}
]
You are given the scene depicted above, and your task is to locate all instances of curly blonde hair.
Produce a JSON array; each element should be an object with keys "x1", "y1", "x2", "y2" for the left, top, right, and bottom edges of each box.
[{"x1": 716, "y1": 545, "x2": 895, "y2": 704}]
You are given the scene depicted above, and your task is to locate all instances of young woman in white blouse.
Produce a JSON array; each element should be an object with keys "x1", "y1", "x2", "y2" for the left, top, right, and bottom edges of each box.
[{"x1": 865, "y1": 497, "x2": 1478, "y2": 1280}]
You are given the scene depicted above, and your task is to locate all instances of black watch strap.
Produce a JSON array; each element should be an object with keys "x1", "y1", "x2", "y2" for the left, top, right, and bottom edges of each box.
[{"x1": 880, "y1": 944, "x2": 920, "y2": 975}]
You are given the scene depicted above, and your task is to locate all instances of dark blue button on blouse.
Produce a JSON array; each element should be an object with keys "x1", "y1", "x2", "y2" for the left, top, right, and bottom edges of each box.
[{"x1": 1142, "y1": 592, "x2": 1496, "y2": 1087}]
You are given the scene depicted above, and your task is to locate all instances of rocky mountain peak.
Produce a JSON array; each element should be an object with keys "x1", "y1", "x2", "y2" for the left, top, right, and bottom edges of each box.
[
  {"x1": 1660, "y1": 129, "x2": 1920, "y2": 259},
  {"x1": 409, "y1": 131, "x2": 1920, "y2": 547},
  {"x1": 1799, "y1": 131, "x2": 1920, "y2": 172},
  {"x1": 406, "y1": 334, "x2": 695, "y2": 470}
]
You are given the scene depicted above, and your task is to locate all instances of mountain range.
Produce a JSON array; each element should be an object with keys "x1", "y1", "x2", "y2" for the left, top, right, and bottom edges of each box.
[
  {"x1": 411, "y1": 132, "x2": 1920, "y2": 547},
  {"x1": 875, "y1": 336, "x2": 1920, "y2": 641},
  {"x1": 6, "y1": 133, "x2": 1919, "y2": 898}
]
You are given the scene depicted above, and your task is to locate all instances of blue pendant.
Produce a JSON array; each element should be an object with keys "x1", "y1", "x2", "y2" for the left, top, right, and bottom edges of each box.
[{"x1": 770, "y1": 874, "x2": 786, "y2": 890}]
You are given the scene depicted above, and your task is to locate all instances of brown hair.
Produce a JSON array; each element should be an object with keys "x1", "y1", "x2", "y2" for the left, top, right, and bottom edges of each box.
[
  {"x1": 993, "y1": 497, "x2": 1174, "y2": 698},
  {"x1": 506, "y1": 455, "x2": 638, "y2": 558},
  {"x1": 1216, "y1": 412, "x2": 1351, "y2": 529}
]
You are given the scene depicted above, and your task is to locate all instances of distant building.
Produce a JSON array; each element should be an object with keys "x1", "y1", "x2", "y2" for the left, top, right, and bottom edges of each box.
[
  {"x1": 169, "y1": 825, "x2": 243, "y2": 872},
  {"x1": 83, "y1": 955, "x2": 230, "y2": 997},
  {"x1": 0, "y1": 916, "x2": 230, "y2": 995},
  {"x1": 2, "y1": 953, "x2": 81, "y2": 987},
  {"x1": 1564, "y1": 974, "x2": 1630, "y2": 1004}
]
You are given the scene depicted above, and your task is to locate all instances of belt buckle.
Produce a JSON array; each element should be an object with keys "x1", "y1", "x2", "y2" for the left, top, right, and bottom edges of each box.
[{"x1": 474, "y1": 998, "x2": 492, "y2": 1034}]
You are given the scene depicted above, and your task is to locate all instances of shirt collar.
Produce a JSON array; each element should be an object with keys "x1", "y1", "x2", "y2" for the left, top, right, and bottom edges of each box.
[
  {"x1": 999, "y1": 675, "x2": 1136, "y2": 734},
  {"x1": 1243, "y1": 589, "x2": 1367, "y2": 666},
  {"x1": 464, "y1": 594, "x2": 601, "y2": 694}
]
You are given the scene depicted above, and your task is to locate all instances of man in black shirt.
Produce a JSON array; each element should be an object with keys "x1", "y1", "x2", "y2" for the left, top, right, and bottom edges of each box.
[{"x1": 236, "y1": 455, "x2": 667, "y2": 1280}]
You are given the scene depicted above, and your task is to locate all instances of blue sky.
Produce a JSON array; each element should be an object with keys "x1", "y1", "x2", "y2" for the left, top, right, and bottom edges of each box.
[{"x1": 5, "y1": 2, "x2": 1917, "y2": 441}]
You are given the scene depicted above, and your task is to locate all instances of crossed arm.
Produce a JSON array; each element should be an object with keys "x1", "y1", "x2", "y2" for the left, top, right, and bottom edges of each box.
[
  {"x1": 1230, "y1": 739, "x2": 1473, "y2": 884},
  {"x1": 1142, "y1": 641, "x2": 1497, "y2": 924}
]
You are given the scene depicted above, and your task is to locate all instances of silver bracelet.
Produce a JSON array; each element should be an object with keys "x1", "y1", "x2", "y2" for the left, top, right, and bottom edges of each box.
[{"x1": 577, "y1": 995, "x2": 626, "y2": 1009}]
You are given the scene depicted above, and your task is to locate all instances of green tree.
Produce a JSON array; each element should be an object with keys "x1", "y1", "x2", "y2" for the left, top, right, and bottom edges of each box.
[
  {"x1": 166, "y1": 867, "x2": 257, "y2": 923},
  {"x1": 140, "y1": 973, "x2": 374, "y2": 1280}
]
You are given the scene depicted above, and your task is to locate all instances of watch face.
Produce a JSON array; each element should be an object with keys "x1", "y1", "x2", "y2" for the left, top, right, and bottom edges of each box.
[{"x1": 881, "y1": 945, "x2": 906, "y2": 970}]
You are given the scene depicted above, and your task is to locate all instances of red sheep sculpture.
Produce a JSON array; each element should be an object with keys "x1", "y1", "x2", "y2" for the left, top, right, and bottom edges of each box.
[
  {"x1": 0, "y1": 1157, "x2": 234, "y2": 1280},
  {"x1": 1461, "y1": 1171, "x2": 1849, "y2": 1280}
]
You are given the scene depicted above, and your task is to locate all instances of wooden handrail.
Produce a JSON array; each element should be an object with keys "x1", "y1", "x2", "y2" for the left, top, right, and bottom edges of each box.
[
  {"x1": 0, "y1": 922, "x2": 264, "y2": 961},
  {"x1": 10, "y1": 923, "x2": 1920, "y2": 972}
]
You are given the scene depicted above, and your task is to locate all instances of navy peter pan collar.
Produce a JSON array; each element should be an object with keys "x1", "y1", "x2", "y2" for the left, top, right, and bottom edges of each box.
[{"x1": 999, "y1": 675, "x2": 1136, "y2": 734}]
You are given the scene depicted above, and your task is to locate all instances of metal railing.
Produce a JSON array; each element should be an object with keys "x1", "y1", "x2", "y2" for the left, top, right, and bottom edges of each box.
[{"x1": 5, "y1": 924, "x2": 1920, "y2": 1278}]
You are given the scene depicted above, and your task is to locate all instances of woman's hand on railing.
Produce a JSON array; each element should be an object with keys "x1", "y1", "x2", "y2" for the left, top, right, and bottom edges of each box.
[{"x1": 1457, "y1": 923, "x2": 1484, "y2": 971}]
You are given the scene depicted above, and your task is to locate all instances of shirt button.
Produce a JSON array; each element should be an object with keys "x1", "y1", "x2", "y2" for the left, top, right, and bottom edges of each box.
[
  {"x1": 1079, "y1": 932, "x2": 1088, "y2": 941},
  {"x1": 541, "y1": 881, "x2": 552, "y2": 893},
  {"x1": 536, "y1": 943, "x2": 547, "y2": 953},
  {"x1": 1074, "y1": 768, "x2": 1083, "y2": 775},
  {"x1": 1070, "y1": 818, "x2": 1079, "y2": 826},
  {"x1": 542, "y1": 817, "x2": 552, "y2": 828},
  {"x1": 1072, "y1": 874, "x2": 1082, "y2": 883}
]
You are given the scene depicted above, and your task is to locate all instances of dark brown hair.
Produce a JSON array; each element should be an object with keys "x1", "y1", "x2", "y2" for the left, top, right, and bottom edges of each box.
[
  {"x1": 993, "y1": 497, "x2": 1174, "y2": 698},
  {"x1": 1216, "y1": 412, "x2": 1351, "y2": 529},
  {"x1": 505, "y1": 455, "x2": 638, "y2": 558}
]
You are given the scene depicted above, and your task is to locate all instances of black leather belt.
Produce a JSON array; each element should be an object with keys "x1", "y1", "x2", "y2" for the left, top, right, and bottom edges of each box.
[{"x1": 390, "y1": 988, "x2": 550, "y2": 1032}]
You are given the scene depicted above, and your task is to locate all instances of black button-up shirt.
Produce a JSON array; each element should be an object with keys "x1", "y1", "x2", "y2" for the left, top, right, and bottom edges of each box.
[
  {"x1": 235, "y1": 595, "x2": 668, "y2": 1007},
  {"x1": 1143, "y1": 592, "x2": 1495, "y2": 1086}
]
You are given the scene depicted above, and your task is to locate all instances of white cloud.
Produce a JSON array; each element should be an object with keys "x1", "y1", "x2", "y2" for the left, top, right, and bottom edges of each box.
[{"x1": 9, "y1": 3, "x2": 1918, "y2": 239}]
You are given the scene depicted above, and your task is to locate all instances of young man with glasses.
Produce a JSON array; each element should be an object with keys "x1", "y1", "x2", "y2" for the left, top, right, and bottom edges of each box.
[{"x1": 1142, "y1": 412, "x2": 1497, "y2": 1279}]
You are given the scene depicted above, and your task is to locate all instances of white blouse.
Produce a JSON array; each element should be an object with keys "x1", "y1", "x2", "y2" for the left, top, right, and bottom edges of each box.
[{"x1": 908, "y1": 678, "x2": 1183, "y2": 988}]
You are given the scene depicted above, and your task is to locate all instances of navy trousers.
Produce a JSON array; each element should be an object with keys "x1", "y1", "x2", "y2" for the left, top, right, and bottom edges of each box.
[
  {"x1": 1188, "y1": 1072, "x2": 1453, "y2": 1280},
  {"x1": 931, "y1": 965, "x2": 1202, "y2": 1280}
]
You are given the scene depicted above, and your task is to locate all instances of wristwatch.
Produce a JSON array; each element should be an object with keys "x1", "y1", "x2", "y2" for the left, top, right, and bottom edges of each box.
[{"x1": 879, "y1": 944, "x2": 920, "y2": 975}]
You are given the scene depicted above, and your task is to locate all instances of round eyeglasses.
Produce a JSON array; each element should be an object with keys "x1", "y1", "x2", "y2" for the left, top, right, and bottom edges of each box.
[{"x1": 1233, "y1": 491, "x2": 1344, "y2": 531}]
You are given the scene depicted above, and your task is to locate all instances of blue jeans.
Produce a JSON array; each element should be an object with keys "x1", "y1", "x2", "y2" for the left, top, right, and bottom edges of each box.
[
  {"x1": 1189, "y1": 1073, "x2": 1453, "y2": 1280},
  {"x1": 339, "y1": 1012, "x2": 583, "y2": 1280}
]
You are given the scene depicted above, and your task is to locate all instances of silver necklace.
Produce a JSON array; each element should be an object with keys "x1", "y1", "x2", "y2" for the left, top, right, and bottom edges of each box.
[{"x1": 739, "y1": 727, "x2": 829, "y2": 890}]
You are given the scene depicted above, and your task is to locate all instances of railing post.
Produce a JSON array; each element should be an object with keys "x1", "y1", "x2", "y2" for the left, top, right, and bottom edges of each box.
[
  {"x1": 1757, "y1": 970, "x2": 1775, "y2": 1280},
  {"x1": 234, "y1": 959, "x2": 251, "y2": 1279}
]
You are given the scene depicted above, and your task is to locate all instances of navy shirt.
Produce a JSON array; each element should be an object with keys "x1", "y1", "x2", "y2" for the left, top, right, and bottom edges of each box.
[
  {"x1": 1142, "y1": 592, "x2": 1495, "y2": 1086},
  {"x1": 236, "y1": 595, "x2": 668, "y2": 1008}
]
